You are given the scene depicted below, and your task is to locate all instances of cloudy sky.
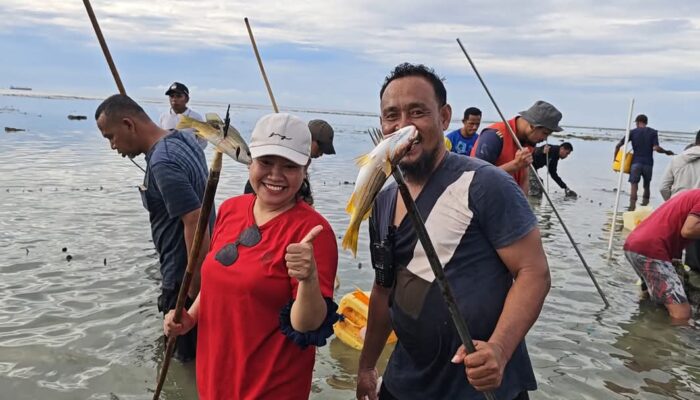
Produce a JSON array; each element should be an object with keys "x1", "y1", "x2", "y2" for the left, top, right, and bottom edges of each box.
[{"x1": 1, "y1": 0, "x2": 699, "y2": 131}]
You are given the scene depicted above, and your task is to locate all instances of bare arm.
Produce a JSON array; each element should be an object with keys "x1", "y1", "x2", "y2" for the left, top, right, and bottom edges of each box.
[
  {"x1": 359, "y1": 284, "x2": 393, "y2": 369},
  {"x1": 284, "y1": 226, "x2": 328, "y2": 332},
  {"x1": 290, "y1": 271, "x2": 327, "y2": 332},
  {"x1": 489, "y1": 228, "x2": 550, "y2": 360},
  {"x1": 181, "y1": 208, "x2": 211, "y2": 299},
  {"x1": 614, "y1": 138, "x2": 624, "y2": 161},
  {"x1": 452, "y1": 227, "x2": 550, "y2": 392},
  {"x1": 501, "y1": 148, "x2": 533, "y2": 175},
  {"x1": 356, "y1": 283, "x2": 393, "y2": 400},
  {"x1": 164, "y1": 293, "x2": 200, "y2": 337},
  {"x1": 653, "y1": 145, "x2": 674, "y2": 155},
  {"x1": 681, "y1": 214, "x2": 700, "y2": 239}
]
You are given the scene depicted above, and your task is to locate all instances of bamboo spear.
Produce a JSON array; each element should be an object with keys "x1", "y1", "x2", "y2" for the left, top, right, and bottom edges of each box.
[
  {"x1": 245, "y1": 17, "x2": 279, "y2": 113},
  {"x1": 82, "y1": 0, "x2": 145, "y2": 173},
  {"x1": 456, "y1": 38, "x2": 610, "y2": 308},
  {"x1": 80, "y1": 1, "x2": 226, "y2": 396},
  {"x1": 152, "y1": 118, "x2": 226, "y2": 399}
]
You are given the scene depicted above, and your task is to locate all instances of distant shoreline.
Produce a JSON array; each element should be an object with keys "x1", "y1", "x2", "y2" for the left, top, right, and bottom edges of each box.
[{"x1": 1, "y1": 89, "x2": 694, "y2": 136}]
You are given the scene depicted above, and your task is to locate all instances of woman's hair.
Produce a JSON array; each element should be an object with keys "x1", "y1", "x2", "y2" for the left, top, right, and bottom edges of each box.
[{"x1": 297, "y1": 177, "x2": 314, "y2": 206}]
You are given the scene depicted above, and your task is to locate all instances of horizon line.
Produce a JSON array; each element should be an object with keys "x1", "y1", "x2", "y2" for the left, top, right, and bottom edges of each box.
[{"x1": 1, "y1": 89, "x2": 694, "y2": 136}]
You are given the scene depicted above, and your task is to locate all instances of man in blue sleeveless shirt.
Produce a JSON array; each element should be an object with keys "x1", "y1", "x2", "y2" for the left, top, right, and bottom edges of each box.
[
  {"x1": 95, "y1": 94, "x2": 214, "y2": 362},
  {"x1": 356, "y1": 64, "x2": 551, "y2": 400}
]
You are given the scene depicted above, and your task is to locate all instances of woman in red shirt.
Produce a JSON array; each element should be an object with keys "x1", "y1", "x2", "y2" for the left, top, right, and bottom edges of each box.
[{"x1": 164, "y1": 113, "x2": 339, "y2": 399}]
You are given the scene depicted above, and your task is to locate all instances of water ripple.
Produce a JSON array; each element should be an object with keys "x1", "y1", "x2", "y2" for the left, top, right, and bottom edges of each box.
[{"x1": 0, "y1": 98, "x2": 697, "y2": 399}]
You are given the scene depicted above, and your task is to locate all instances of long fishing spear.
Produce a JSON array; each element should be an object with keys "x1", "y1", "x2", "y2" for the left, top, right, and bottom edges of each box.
[
  {"x1": 150, "y1": 108, "x2": 228, "y2": 400},
  {"x1": 607, "y1": 99, "x2": 635, "y2": 260},
  {"x1": 368, "y1": 129, "x2": 497, "y2": 400},
  {"x1": 82, "y1": 0, "x2": 145, "y2": 173},
  {"x1": 456, "y1": 38, "x2": 610, "y2": 308},
  {"x1": 80, "y1": 1, "x2": 228, "y2": 396},
  {"x1": 245, "y1": 17, "x2": 279, "y2": 113}
]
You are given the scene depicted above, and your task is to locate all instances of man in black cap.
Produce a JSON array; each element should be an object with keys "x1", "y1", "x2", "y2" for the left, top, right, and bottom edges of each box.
[
  {"x1": 159, "y1": 82, "x2": 207, "y2": 149},
  {"x1": 472, "y1": 100, "x2": 563, "y2": 193},
  {"x1": 308, "y1": 119, "x2": 336, "y2": 159},
  {"x1": 614, "y1": 114, "x2": 674, "y2": 210}
]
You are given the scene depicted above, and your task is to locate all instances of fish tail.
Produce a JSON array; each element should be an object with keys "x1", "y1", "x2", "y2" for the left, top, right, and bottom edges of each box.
[
  {"x1": 345, "y1": 192, "x2": 357, "y2": 214},
  {"x1": 342, "y1": 219, "x2": 360, "y2": 257}
]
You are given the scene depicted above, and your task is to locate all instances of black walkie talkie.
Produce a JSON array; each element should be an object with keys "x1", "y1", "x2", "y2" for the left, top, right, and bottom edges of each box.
[{"x1": 372, "y1": 225, "x2": 396, "y2": 287}]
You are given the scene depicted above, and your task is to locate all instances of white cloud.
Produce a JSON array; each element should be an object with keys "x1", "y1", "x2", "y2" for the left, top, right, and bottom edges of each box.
[
  {"x1": 2, "y1": 0, "x2": 699, "y2": 129},
  {"x1": 2, "y1": 1, "x2": 694, "y2": 82}
]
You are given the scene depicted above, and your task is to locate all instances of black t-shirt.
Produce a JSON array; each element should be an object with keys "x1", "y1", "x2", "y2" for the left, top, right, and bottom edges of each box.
[
  {"x1": 532, "y1": 145, "x2": 567, "y2": 189},
  {"x1": 369, "y1": 152, "x2": 538, "y2": 399}
]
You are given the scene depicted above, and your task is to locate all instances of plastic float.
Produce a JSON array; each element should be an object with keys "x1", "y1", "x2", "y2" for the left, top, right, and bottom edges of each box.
[{"x1": 333, "y1": 289, "x2": 398, "y2": 350}]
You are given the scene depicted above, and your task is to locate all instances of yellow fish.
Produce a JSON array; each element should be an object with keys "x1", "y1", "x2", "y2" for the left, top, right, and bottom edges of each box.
[
  {"x1": 177, "y1": 113, "x2": 252, "y2": 165},
  {"x1": 342, "y1": 125, "x2": 418, "y2": 256}
]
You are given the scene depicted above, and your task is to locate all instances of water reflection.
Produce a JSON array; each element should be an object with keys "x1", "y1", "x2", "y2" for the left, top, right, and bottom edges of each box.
[
  {"x1": 608, "y1": 302, "x2": 699, "y2": 399},
  {"x1": 0, "y1": 96, "x2": 698, "y2": 399}
]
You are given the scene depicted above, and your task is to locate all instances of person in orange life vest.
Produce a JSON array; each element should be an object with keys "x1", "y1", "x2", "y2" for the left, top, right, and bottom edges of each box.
[{"x1": 471, "y1": 101, "x2": 563, "y2": 193}]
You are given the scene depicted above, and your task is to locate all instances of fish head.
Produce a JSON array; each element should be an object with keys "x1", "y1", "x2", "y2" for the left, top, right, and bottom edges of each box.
[{"x1": 224, "y1": 133, "x2": 252, "y2": 165}]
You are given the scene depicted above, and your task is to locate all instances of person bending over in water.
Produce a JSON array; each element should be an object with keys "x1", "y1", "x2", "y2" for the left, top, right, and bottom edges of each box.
[{"x1": 624, "y1": 188, "x2": 700, "y2": 324}]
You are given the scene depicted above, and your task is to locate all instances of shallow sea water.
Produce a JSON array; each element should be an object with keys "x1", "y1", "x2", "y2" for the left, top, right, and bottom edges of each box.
[{"x1": 0, "y1": 95, "x2": 698, "y2": 399}]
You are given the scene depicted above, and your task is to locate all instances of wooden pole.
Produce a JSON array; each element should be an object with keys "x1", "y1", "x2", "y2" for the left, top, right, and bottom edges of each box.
[
  {"x1": 82, "y1": 0, "x2": 146, "y2": 173},
  {"x1": 152, "y1": 150, "x2": 223, "y2": 400},
  {"x1": 245, "y1": 17, "x2": 280, "y2": 113},
  {"x1": 82, "y1": 3, "x2": 226, "y2": 396},
  {"x1": 607, "y1": 99, "x2": 635, "y2": 260},
  {"x1": 456, "y1": 38, "x2": 610, "y2": 308},
  {"x1": 82, "y1": 0, "x2": 126, "y2": 95}
]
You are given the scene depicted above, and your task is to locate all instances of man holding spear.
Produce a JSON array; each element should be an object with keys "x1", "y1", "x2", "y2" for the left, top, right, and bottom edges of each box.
[
  {"x1": 356, "y1": 63, "x2": 550, "y2": 400},
  {"x1": 95, "y1": 94, "x2": 213, "y2": 362}
]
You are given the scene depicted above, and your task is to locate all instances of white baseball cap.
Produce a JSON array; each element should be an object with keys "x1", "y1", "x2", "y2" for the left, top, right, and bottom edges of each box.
[{"x1": 250, "y1": 113, "x2": 311, "y2": 166}]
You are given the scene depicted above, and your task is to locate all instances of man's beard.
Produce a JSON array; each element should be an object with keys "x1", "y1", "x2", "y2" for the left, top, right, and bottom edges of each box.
[
  {"x1": 519, "y1": 136, "x2": 537, "y2": 147},
  {"x1": 399, "y1": 145, "x2": 440, "y2": 183}
]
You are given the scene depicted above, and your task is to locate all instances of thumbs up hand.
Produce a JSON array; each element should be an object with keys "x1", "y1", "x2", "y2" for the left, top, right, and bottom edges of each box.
[{"x1": 285, "y1": 225, "x2": 323, "y2": 282}]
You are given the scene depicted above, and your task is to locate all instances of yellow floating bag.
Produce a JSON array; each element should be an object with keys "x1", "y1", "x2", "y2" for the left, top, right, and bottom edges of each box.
[
  {"x1": 613, "y1": 149, "x2": 633, "y2": 173},
  {"x1": 333, "y1": 289, "x2": 397, "y2": 350}
]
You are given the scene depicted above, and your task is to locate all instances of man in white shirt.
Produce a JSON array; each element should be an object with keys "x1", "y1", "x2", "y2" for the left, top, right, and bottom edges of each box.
[{"x1": 159, "y1": 82, "x2": 207, "y2": 149}]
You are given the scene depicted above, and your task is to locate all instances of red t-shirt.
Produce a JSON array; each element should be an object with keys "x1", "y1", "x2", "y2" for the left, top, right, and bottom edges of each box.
[
  {"x1": 624, "y1": 189, "x2": 700, "y2": 261},
  {"x1": 196, "y1": 194, "x2": 338, "y2": 400}
]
